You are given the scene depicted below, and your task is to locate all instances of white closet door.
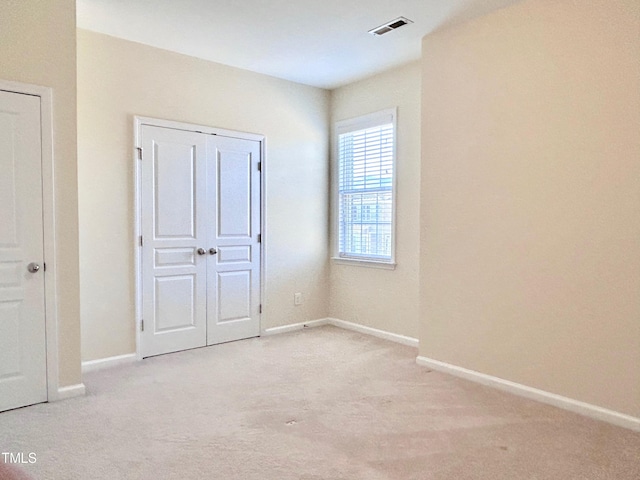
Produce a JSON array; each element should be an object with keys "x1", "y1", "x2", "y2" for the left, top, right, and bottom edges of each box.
[
  {"x1": 140, "y1": 125, "x2": 208, "y2": 357},
  {"x1": 0, "y1": 90, "x2": 47, "y2": 412},
  {"x1": 206, "y1": 135, "x2": 261, "y2": 345}
]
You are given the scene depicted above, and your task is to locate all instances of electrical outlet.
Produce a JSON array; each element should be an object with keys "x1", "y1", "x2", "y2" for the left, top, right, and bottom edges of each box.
[{"x1": 294, "y1": 292, "x2": 303, "y2": 305}]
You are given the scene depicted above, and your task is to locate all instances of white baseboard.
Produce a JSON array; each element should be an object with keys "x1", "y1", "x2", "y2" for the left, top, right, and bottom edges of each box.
[
  {"x1": 84, "y1": 319, "x2": 414, "y2": 369},
  {"x1": 261, "y1": 319, "x2": 329, "y2": 336},
  {"x1": 327, "y1": 318, "x2": 419, "y2": 348},
  {"x1": 82, "y1": 353, "x2": 137, "y2": 373},
  {"x1": 416, "y1": 356, "x2": 640, "y2": 432},
  {"x1": 56, "y1": 383, "x2": 86, "y2": 401},
  {"x1": 262, "y1": 317, "x2": 419, "y2": 348}
]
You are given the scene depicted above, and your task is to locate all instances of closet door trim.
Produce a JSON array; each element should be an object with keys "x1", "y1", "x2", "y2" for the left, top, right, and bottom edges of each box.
[{"x1": 133, "y1": 116, "x2": 266, "y2": 360}]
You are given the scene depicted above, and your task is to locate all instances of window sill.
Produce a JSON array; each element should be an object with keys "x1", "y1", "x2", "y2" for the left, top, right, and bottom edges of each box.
[{"x1": 331, "y1": 257, "x2": 396, "y2": 270}]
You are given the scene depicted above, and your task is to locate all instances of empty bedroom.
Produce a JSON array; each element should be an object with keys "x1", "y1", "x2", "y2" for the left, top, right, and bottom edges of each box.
[{"x1": 0, "y1": 0, "x2": 638, "y2": 479}]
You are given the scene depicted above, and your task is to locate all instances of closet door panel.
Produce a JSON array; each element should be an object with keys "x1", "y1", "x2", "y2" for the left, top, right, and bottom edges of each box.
[
  {"x1": 141, "y1": 125, "x2": 207, "y2": 357},
  {"x1": 140, "y1": 122, "x2": 262, "y2": 356},
  {"x1": 206, "y1": 135, "x2": 261, "y2": 345}
]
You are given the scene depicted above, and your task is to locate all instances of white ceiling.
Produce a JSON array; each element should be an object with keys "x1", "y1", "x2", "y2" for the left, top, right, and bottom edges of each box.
[{"x1": 77, "y1": 0, "x2": 523, "y2": 90}]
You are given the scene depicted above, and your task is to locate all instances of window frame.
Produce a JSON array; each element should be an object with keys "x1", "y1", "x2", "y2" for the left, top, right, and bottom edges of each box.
[{"x1": 332, "y1": 107, "x2": 397, "y2": 269}]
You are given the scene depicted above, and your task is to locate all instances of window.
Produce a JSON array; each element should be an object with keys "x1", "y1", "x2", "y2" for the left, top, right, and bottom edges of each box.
[{"x1": 334, "y1": 108, "x2": 396, "y2": 267}]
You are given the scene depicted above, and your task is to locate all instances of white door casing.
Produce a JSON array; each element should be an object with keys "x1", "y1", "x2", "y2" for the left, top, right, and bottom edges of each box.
[
  {"x1": 0, "y1": 90, "x2": 47, "y2": 411},
  {"x1": 138, "y1": 120, "x2": 262, "y2": 358}
]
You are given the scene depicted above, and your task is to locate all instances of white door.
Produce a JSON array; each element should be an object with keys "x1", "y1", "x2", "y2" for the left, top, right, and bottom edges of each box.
[
  {"x1": 140, "y1": 125, "x2": 208, "y2": 357},
  {"x1": 140, "y1": 125, "x2": 261, "y2": 357},
  {"x1": 206, "y1": 136, "x2": 261, "y2": 345},
  {"x1": 0, "y1": 90, "x2": 47, "y2": 412}
]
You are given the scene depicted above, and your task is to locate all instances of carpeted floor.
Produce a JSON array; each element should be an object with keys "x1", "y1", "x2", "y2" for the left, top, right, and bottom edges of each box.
[{"x1": 0, "y1": 326, "x2": 639, "y2": 479}]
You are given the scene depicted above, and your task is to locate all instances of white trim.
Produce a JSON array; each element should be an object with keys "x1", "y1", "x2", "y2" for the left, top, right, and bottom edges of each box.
[
  {"x1": 261, "y1": 319, "x2": 329, "y2": 336},
  {"x1": 56, "y1": 383, "x2": 86, "y2": 401},
  {"x1": 331, "y1": 257, "x2": 396, "y2": 270},
  {"x1": 0, "y1": 80, "x2": 60, "y2": 403},
  {"x1": 133, "y1": 117, "x2": 143, "y2": 361},
  {"x1": 328, "y1": 318, "x2": 418, "y2": 347},
  {"x1": 83, "y1": 317, "x2": 412, "y2": 364},
  {"x1": 82, "y1": 353, "x2": 137, "y2": 373},
  {"x1": 262, "y1": 317, "x2": 418, "y2": 348},
  {"x1": 133, "y1": 116, "x2": 266, "y2": 360},
  {"x1": 135, "y1": 116, "x2": 264, "y2": 142},
  {"x1": 259, "y1": 137, "x2": 268, "y2": 336},
  {"x1": 416, "y1": 356, "x2": 640, "y2": 432}
]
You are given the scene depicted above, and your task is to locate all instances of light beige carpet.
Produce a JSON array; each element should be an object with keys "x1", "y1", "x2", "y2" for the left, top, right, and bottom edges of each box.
[{"x1": 0, "y1": 326, "x2": 638, "y2": 479}]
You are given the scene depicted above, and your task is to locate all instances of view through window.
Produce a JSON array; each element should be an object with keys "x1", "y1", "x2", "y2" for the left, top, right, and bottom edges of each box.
[{"x1": 337, "y1": 109, "x2": 395, "y2": 263}]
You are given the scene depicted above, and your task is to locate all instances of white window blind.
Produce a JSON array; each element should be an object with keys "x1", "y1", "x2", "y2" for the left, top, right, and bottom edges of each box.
[{"x1": 336, "y1": 110, "x2": 395, "y2": 263}]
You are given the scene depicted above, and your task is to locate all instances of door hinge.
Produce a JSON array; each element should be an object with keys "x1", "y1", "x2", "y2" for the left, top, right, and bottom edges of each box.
[
  {"x1": 43, "y1": 262, "x2": 46, "y2": 272},
  {"x1": 136, "y1": 147, "x2": 142, "y2": 160},
  {"x1": 257, "y1": 162, "x2": 262, "y2": 172},
  {"x1": 259, "y1": 304, "x2": 262, "y2": 314},
  {"x1": 139, "y1": 235, "x2": 143, "y2": 247},
  {"x1": 257, "y1": 234, "x2": 261, "y2": 243},
  {"x1": 141, "y1": 319, "x2": 144, "y2": 332}
]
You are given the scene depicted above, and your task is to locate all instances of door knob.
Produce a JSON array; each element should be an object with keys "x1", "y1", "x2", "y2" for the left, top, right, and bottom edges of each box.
[
  {"x1": 27, "y1": 262, "x2": 40, "y2": 273},
  {"x1": 196, "y1": 248, "x2": 206, "y2": 255},
  {"x1": 209, "y1": 248, "x2": 217, "y2": 255}
]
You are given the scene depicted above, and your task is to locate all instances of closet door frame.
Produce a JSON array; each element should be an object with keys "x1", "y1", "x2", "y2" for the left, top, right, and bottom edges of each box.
[
  {"x1": 133, "y1": 116, "x2": 266, "y2": 360},
  {"x1": 0, "y1": 79, "x2": 62, "y2": 402}
]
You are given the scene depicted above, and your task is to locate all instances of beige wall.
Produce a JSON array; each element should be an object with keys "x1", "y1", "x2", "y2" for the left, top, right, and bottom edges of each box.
[
  {"x1": 330, "y1": 62, "x2": 421, "y2": 339},
  {"x1": 420, "y1": 0, "x2": 640, "y2": 417},
  {"x1": 0, "y1": 0, "x2": 81, "y2": 387},
  {"x1": 77, "y1": 30, "x2": 330, "y2": 361}
]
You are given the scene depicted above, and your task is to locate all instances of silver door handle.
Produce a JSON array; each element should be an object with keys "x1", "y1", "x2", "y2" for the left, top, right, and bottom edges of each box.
[
  {"x1": 196, "y1": 248, "x2": 206, "y2": 255},
  {"x1": 209, "y1": 248, "x2": 217, "y2": 255},
  {"x1": 27, "y1": 262, "x2": 40, "y2": 273}
]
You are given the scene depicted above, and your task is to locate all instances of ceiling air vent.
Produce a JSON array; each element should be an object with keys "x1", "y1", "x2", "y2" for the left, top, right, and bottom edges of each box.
[{"x1": 368, "y1": 17, "x2": 414, "y2": 36}]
